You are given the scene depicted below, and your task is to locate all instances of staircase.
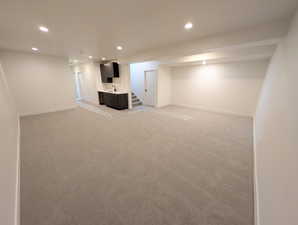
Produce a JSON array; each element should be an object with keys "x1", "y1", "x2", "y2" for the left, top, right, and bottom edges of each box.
[{"x1": 131, "y1": 92, "x2": 142, "y2": 107}]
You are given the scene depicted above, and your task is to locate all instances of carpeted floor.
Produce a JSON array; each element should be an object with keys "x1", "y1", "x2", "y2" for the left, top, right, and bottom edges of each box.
[{"x1": 20, "y1": 105, "x2": 254, "y2": 225}]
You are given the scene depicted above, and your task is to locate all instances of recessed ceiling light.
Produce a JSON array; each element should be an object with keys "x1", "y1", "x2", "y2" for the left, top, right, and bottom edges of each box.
[
  {"x1": 116, "y1": 46, "x2": 123, "y2": 50},
  {"x1": 202, "y1": 60, "x2": 206, "y2": 65},
  {"x1": 39, "y1": 26, "x2": 49, "y2": 32},
  {"x1": 32, "y1": 47, "x2": 39, "y2": 51},
  {"x1": 88, "y1": 56, "x2": 93, "y2": 59},
  {"x1": 102, "y1": 57, "x2": 106, "y2": 60},
  {"x1": 184, "y1": 22, "x2": 193, "y2": 30}
]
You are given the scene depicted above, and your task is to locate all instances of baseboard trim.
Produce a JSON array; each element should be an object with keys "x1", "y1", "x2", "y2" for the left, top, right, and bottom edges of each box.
[
  {"x1": 81, "y1": 97, "x2": 99, "y2": 105},
  {"x1": 253, "y1": 116, "x2": 260, "y2": 225},
  {"x1": 156, "y1": 103, "x2": 171, "y2": 108},
  {"x1": 15, "y1": 117, "x2": 20, "y2": 225},
  {"x1": 172, "y1": 104, "x2": 252, "y2": 118},
  {"x1": 20, "y1": 105, "x2": 77, "y2": 117}
]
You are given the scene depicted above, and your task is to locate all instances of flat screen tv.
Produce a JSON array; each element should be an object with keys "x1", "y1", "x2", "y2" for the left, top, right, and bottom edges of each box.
[{"x1": 100, "y1": 62, "x2": 119, "y2": 83}]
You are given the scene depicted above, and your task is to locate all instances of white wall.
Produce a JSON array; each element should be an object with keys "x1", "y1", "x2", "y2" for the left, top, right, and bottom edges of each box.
[
  {"x1": 0, "y1": 63, "x2": 20, "y2": 225},
  {"x1": 171, "y1": 60, "x2": 268, "y2": 116},
  {"x1": 254, "y1": 10, "x2": 298, "y2": 225},
  {"x1": 130, "y1": 61, "x2": 159, "y2": 103},
  {"x1": 157, "y1": 65, "x2": 171, "y2": 107},
  {"x1": 73, "y1": 62, "x2": 99, "y2": 104},
  {"x1": 0, "y1": 50, "x2": 76, "y2": 116}
]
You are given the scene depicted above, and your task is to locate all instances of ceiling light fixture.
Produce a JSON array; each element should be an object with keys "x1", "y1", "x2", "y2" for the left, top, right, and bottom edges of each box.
[
  {"x1": 32, "y1": 47, "x2": 39, "y2": 51},
  {"x1": 116, "y1": 46, "x2": 123, "y2": 50},
  {"x1": 184, "y1": 22, "x2": 193, "y2": 30},
  {"x1": 39, "y1": 26, "x2": 49, "y2": 32},
  {"x1": 102, "y1": 57, "x2": 106, "y2": 60},
  {"x1": 202, "y1": 60, "x2": 206, "y2": 65},
  {"x1": 88, "y1": 56, "x2": 93, "y2": 59}
]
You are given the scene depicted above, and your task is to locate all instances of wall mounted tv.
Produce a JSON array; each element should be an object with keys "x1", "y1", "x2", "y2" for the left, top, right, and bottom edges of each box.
[{"x1": 100, "y1": 62, "x2": 119, "y2": 83}]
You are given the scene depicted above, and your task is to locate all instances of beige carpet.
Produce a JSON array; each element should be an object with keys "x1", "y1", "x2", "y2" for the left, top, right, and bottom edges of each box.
[{"x1": 20, "y1": 105, "x2": 254, "y2": 225}]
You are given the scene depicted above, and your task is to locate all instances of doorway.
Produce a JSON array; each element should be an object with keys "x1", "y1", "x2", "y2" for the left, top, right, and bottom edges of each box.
[
  {"x1": 144, "y1": 70, "x2": 157, "y2": 106},
  {"x1": 74, "y1": 71, "x2": 82, "y2": 100}
]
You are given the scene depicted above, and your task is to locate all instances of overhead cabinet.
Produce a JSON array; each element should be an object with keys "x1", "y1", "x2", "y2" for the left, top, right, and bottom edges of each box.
[{"x1": 100, "y1": 62, "x2": 119, "y2": 83}]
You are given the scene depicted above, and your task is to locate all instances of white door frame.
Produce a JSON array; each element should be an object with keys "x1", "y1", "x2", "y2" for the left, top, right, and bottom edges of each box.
[{"x1": 144, "y1": 70, "x2": 157, "y2": 106}]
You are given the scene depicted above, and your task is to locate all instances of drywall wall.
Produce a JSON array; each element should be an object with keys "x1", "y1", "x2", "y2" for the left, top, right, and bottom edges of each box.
[
  {"x1": 73, "y1": 62, "x2": 99, "y2": 104},
  {"x1": 130, "y1": 61, "x2": 159, "y2": 103},
  {"x1": 0, "y1": 63, "x2": 20, "y2": 225},
  {"x1": 171, "y1": 60, "x2": 268, "y2": 116},
  {"x1": 157, "y1": 65, "x2": 171, "y2": 107},
  {"x1": 0, "y1": 50, "x2": 76, "y2": 116},
  {"x1": 254, "y1": 10, "x2": 298, "y2": 225}
]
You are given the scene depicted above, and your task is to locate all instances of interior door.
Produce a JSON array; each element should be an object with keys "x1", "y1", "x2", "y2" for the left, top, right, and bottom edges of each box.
[{"x1": 144, "y1": 70, "x2": 157, "y2": 106}]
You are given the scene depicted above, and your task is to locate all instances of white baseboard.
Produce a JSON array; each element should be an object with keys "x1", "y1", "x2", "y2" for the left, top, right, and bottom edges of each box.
[
  {"x1": 82, "y1": 97, "x2": 98, "y2": 105},
  {"x1": 253, "y1": 117, "x2": 260, "y2": 225},
  {"x1": 15, "y1": 117, "x2": 20, "y2": 225},
  {"x1": 156, "y1": 103, "x2": 171, "y2": 108},
  {"x1": 172, "y1": 103, "x2": 252, "y2": 118},
  {"x1": 20, "y1": 105, "x2": 77, "y2": 117}
]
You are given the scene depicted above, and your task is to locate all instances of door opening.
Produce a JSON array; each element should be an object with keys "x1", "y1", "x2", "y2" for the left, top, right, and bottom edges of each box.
[{"x1": 74, "y1": 71, "x2": 82, "y2": 100}]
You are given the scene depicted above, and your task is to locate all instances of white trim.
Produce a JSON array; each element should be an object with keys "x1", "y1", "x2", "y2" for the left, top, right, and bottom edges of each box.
[
  {"x1": 156, "y1": 103, "x2": 171, "y2": 108},
  {"x1": 14, "y1": 118, "x2": 21, "y2": 225},
  {"x1": 81, "y1": 96, "x2": 98, "y2": 105},
  {"x1": 20, "y1": 105, "x2": 77, "y2": 117},
  {"x1": 172, "y1": 103, "x2": 252, "y2": 117},
  {"x1": 253, "y1": 116, "x2": 260, "y2": 225}
]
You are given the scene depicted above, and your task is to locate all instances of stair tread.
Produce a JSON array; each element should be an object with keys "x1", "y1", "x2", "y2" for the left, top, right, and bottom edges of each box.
[{"x1": 131, "y1": 93, "x2": 142, "y2": 106}]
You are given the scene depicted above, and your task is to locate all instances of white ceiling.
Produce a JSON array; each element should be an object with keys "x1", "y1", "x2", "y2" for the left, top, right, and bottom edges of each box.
[{"x1": 0, "y1": 0, "x2": 297, "y2": 61}]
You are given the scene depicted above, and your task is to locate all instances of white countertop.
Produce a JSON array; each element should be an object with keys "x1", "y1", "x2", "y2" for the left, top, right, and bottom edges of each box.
[{"x1": 98, "y1": 90, "x2": 129, "y2": 94}]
